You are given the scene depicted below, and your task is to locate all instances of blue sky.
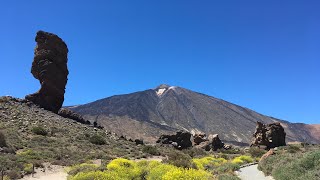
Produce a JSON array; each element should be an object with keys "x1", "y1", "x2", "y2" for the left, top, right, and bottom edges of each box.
[{"x1": 0, "y1": 1, "x2": 319, "y2": 124}]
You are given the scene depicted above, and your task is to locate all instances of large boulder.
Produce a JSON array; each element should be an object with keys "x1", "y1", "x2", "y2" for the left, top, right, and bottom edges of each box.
[
  {"x1": 193, "y1": 133, "x2": 208, "y2": 145},
  {"x1": 251, "y1": 121, "x2": 286, "y2": 149},
  {"x1": 156, "y1": 130, "x2": 192, "y2": 150},
  {"x1": 25, "y1": 31, "x2": 69, "y2": 113},
  {"x1": 195, "y1": 134, "x2": 224, "y2": 151}
]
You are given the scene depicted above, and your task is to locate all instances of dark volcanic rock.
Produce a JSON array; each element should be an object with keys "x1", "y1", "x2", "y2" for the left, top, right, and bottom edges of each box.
[
  {"x1": 134, "y1": 139, "x2": 144, "y2": 145},
  {"x1": 208, "y1": 134, "x2": 224, "y2": 151},
  {"x1": 251, "y1": 121, "x2": 286, "y2": 149},
  {"x1": 58, "y1": 108, "x2": 90, "y2": 125},
  {"x1": 156, "y1": 130, "x2": 192, "y2": 150},
  {"x1": 25, "y1": 31, "x2": 69, "y2": 113}
]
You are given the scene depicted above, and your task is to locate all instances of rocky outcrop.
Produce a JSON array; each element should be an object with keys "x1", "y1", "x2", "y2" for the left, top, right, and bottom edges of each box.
[
  {"x1": 251, "y1": 121, "x2": 286, "y2": 149},
  {"x1": 25, "y1": 31, "x2": 69, "y2": 113},
  {"x1": 193, "y1": 133, "x2": 208, "y2": 145},
  {"x1": 58, "y1": 108, "x2": 90, "y2": 124},
  {"x1": 156, "y1": 130, "x2": 192, "y2": 150},
  {"x1": 195, "y1": 134, "x2": 224, "y2": 151}
]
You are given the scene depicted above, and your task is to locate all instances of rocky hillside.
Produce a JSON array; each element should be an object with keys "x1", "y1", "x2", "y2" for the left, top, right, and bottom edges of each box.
[
  {"x1": 69, "y1": 84, "x2": 320, "y2": 144},
  {"x1": 0, "y1": 96, "x2": 149, "y2": 167}
]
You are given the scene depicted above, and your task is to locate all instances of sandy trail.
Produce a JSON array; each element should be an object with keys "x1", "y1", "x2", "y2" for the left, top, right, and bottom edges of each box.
[
  {"x1": 21, "y1": 165, "x2": 67, "y2": 180},
  {"x1": 236, "y1": 164, "x2": 274, "y2": 180}
]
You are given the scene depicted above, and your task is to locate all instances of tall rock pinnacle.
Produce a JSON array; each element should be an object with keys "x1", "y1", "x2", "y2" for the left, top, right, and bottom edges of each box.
[{"x1": 25, "y1": 31, "x2": 69, "y2": 113}]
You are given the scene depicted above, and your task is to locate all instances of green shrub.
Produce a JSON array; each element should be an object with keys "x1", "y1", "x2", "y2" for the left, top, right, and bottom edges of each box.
[
  {"x1": 89, "y1": 134, "x2": 106, "y2": 145},
  {"x1": 31, "y1": 126, "x2": 48, "y2": 136},
  {"x1": 217, "y1": 174, "x2": 241, "y2": 180},
  {"x1": 68, "y1": 163, "x2": 99, "y2": 176},
  {"x1": 0, "y1": 131, "x2": 7, "y2": 147},
  {"x1": 215, "y1": 162, "x2": 240, "y2": 174},
  {"x1": 162, "y1": 151, "x2": 193, "y2": 168},
  {"x1": 272, "y1": 150, "x2": 320, "y2": 180},
  {"x1": 248, "y1": 147, "x2": 266, "y2": 158},
  {"x1": 142, "y1": 145, "x2": 160, "y2": 155},
  {"x1": 287, "y1": 145, "x2": 301, "y2": 153}
]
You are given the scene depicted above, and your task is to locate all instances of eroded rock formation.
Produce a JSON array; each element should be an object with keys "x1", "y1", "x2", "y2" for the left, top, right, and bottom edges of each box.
[
  {"x1": 251, "y1": 121, "x2": 286, "y2": 149},
  {"x1": 156, "y1": 130, "x2": 192, "y2": 150},
  {"x1": 193, "y1": 133, "x2": 208, "y2": 145},
  {"x1": 58, "y1": 108, "x2": 90, "y2": 124},
  {"x1": 26, "y1": 31, "x2": 68, "y2": 113}
]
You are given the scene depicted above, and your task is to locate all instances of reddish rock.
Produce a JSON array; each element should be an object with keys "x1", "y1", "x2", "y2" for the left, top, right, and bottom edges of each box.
[{"x1": 26, "y1": 31, "x2": 69, "y2": 113}]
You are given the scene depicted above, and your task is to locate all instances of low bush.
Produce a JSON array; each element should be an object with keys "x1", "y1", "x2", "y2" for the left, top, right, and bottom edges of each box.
[
  {"x1": 23, "y1": 163, "x2": 33, "y2": 174},
  {"x1": 68, "y1": 158, "x2": 214, "y2": 180},
  {"x1": 31, "y1": 126, "x2": 48, "y2": 136},
  {"x1": 217, "y1": 174, "x2": 241, "y2": 180},
  {"x1": 215, "y1": 162, "x2": 240, "y2": 174},
  {"x1": 142, "y1": 145, "x2": 160, "y2": 155},
  {"x1": 89, "y1": 134, "x2": 106, "y2": 145},
  {"x1": 192, "y1": 156, "x2": 227, "y2": 170},
  {"x1": 0, "y1": 131, "x2": 7, "y2": 147},
  {"x1": 231, "y1": 155, "x2": 253, "y2": 165},
  {"x1": 287, "y1": 145, "x2": 301, "y2": 153},
  {"x1": 68, "y1": 163, "x2": 99, "y2": 176},
  {"x1": 247, "y1": 147, "x2": 266, "y2": 158},
  {"x1": 162, "y1": 151, "x2": 193, "y2": 168}
]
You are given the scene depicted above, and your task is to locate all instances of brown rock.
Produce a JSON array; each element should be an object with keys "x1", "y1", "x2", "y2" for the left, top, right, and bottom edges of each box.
[
  {"x1": 259, "y1": 149, "x2": 275, "y2": 162},
  {"x1": 251, "y1": 121, "x2": 286, "y2": 149},
  {"x1": 193, "y1": 133, "x2": 208, "y2": 145},
  {"x1": 25, "y1": 31, "x2": 69, "y2": 113}
]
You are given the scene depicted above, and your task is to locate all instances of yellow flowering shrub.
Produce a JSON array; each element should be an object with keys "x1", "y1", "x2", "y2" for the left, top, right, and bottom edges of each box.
[
  {"x1": 231, "y1": 155, "x2": 253, "y2": 165},
  {"x1": 68, "y1": 163, "x2": 99, "y2": 176},
  {"x1": 70, "y1": 171, "x2": 120, "y2": 180},
  {"x1": 106, "y1": 158, "x2": 142, "y2": 179},
  {"x1": 23, "y1": 163, "x2": 33, "y2": 174},
  {"x1": 147, "y1": 164, "x2": 176, "y2": 180},
  {"x1": 192, "y1": 156, "x2": 227, "y2": 170},
  {"x1": 162, "y1": 168, "x2": 213, "y2": 180}
]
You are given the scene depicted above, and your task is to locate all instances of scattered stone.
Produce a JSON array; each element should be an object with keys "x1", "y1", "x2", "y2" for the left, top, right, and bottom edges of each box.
[
  {"x1": 25, "y1": 31, "x2": 69, "y2": 113},
  {"x1": 250, "y1": 121, "x2": 286, "y2": 149}
]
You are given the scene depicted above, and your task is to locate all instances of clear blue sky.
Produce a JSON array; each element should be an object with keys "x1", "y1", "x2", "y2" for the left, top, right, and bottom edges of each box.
[{"x1": 0, "y1": 1, "x2": 319, "y2": 124}]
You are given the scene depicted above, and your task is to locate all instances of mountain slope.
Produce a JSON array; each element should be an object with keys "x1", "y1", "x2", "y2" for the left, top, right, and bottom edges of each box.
[{"x1": 69, "y1": 85, "x2": 320, "y2": 144}]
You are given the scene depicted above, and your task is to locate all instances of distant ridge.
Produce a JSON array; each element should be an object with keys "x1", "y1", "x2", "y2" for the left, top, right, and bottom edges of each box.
[{"x1": 69, "y1": 84, "x2": 320, "y2": 144}]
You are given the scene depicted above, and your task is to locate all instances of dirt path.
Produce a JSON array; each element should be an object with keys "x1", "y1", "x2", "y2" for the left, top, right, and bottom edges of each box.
[
  {"x1": 236, "y1": 164, "x2": 274, "y2": 180},
  {"x1": 21, "y1": 165, "x2": 67, "y2": 180}
]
